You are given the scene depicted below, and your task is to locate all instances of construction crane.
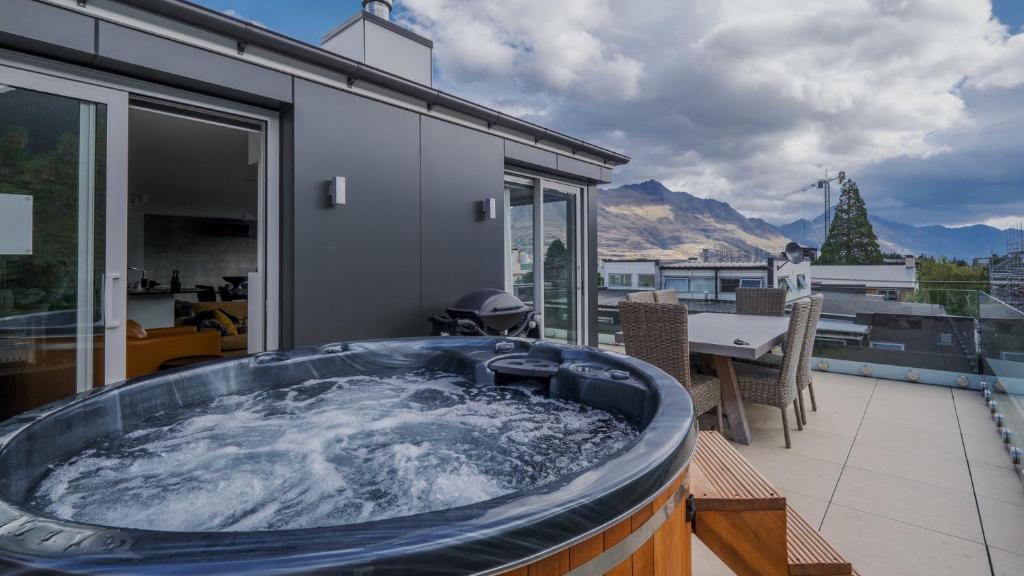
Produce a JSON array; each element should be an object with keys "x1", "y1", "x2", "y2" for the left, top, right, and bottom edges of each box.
[{"x1": 789, "y1": 170, "x2": 846, "y2": 240}]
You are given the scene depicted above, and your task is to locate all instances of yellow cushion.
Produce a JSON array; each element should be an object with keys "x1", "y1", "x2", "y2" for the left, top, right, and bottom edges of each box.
[
  {"x1": 126, "y1": 319, "x2": 148, "y2": 339},
  {"x1": 211, "y1": 309, "x2": 238, "y2": 336}
]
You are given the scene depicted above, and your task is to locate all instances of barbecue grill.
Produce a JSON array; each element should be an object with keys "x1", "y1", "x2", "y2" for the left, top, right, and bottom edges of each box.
[{"x1": 430, "y1": 289, "x2": 539, "y2": 337}]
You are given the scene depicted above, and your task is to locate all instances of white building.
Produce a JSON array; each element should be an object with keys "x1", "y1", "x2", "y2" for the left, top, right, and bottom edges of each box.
[
  {"x1": 600, "y1": 253, "x2": 812, "y2": 303},
  {"x1": 811, "y1": 256, "x2": 917, "y2": 301}
]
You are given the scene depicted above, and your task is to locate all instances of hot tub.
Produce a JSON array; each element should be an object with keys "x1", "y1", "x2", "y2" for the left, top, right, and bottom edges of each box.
[{"x1": 0, "y1": 337, "x2": 697, "y2": 575}]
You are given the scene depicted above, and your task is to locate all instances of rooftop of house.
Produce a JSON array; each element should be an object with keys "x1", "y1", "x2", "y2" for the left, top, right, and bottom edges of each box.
[
  {"x1": 596, "y1": 289, "x2": 738, "y2": 313},
  {"x1": 660, "y1": 261, "x2": 771, "y2": 270},
  {"x1": 819, "y1": 291, "x2": 949, "y2": 318},
  {"x1": 812, "y1": 261, "x2": 917, "y2": 289},
  {"x1": 131, "y1": 0, "x2": 629, "y2": 167}
]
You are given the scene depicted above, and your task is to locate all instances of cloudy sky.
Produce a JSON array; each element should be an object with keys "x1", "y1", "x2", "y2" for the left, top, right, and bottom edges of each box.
[{"x1": 199, "y1": 0, "x2": 1024, "y2": 229}]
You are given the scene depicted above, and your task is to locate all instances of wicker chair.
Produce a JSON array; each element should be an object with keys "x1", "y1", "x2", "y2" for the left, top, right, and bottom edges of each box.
[
  {"x1": 625, "y1": 290, "x2": 657, "y2": 303},
  {"x1": 742, "y1": 294, "x2": 824, "y2": 425},
  {"x1": 653, "y1": 288, "x2": 678, "y2": 303},
  {"x1": 734, "y1": 298, "x2": 811, "y2": 448},
  {"x1": 736, "y1": 287, "x2": 787, "y2": 316},
  {"x1": 620, "y1": 301, "x2": 723, "y2": 429}
]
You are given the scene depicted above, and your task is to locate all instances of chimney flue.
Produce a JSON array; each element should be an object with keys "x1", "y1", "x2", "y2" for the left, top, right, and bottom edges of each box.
[{"x1": 363, "y1": 0, "x2": 392, "y2": 20}]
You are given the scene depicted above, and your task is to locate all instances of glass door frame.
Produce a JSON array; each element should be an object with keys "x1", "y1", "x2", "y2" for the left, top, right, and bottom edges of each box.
[
  {"x1": 1, "y1": 51, "x2": 281, "y2": 377},
  {"x1": 504, "y1": 169, "x2": 587, "y2": 345},
  {"x1": 0, "y1": 62, "x2": 129, "y2": 388}
]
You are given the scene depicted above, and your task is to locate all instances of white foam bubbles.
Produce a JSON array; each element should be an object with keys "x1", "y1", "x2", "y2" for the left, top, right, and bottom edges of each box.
[{"x1": 29, "y1": 370, "x2": 638, "y2": 532}]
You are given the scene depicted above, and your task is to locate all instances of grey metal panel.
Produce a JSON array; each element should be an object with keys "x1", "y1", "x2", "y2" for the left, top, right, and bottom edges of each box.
[
  {"x1": 587, "y1": 186, "x2": 599, "y2": 346},
  {"x1": 0, "y1": 0, "x2": 96, "y2": 62},
  {"x1": 279, "y1": 103, "x2": 296, "y2": 349},
  {"x1": 600, "y1": 167, "x2": 614, "y2": 183},
  {"x1": 420, "y1": 117, "x2": 505, "y2": 319},
  {"x1": 291, "y1": 78, "x2": 422, "y2": 345},
  {"x1": 363, "y1": 20, "x2": 432, "y2": 86},
  {"x1": 321, "y1": 18, "x2": 363, "y2": 62},
  {"x1": 556, "y1": 154, "x2": 603, "y2": 182},
  {"x1": 95, "y1": 21, "x2": 292, "y2": 106},
  {"x1": 504, "y1": 139, "x2": 557, "y2": 171}
]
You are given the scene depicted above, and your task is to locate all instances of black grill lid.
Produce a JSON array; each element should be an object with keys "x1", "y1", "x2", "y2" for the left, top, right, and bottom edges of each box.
[
  {"x1": 446, "y1": 289, "x2": 533, "y2": 332},
  {"x1": 447, "y1": 289, "x2": 531, "y2": 316}
]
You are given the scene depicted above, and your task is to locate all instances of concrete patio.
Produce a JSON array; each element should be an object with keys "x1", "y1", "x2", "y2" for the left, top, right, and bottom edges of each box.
[{"x1": 690, "y1": 371, "x2": 1024, "y2": 576}]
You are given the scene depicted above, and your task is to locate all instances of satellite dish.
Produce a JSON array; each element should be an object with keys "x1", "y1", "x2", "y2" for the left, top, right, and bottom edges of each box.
[{"x1": 784, "y1": 242, "x2": 804, "y2": 265}]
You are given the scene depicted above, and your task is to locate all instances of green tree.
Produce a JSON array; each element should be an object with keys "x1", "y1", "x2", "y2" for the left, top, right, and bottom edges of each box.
[
  {"x1": 816, "y1": 178, "x2": 884, "y2": 265},
  {"x1": 913, "y1": 257, "x2": 989, "y2": 317},
  {"x1": 544, "y1": 238, "x2": 569, "y2": 287}
]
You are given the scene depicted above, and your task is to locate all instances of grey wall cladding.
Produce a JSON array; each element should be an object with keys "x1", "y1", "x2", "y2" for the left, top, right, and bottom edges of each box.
[
  {"x1": 0, "y1": 0, "x2": 95, "y2": 62},
  {"x1": 420, "y1": 116, "x2": 505, "y2": 318},
  {"x1": 95, "y1": 22, "x2": 292, "y2": 107},
  {"x1": 290, "y1": 78, "x2": 421, "y2": 345}
]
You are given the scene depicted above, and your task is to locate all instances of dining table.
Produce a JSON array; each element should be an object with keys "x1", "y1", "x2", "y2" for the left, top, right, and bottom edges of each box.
[{"x1": 686, "y1": 312, "x2": 791, "y2": 445}]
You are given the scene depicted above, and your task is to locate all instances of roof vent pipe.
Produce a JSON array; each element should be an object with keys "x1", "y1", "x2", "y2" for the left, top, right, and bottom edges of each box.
[{"x1": 363, "y1": 0, "x2": 393, "y2": 20}]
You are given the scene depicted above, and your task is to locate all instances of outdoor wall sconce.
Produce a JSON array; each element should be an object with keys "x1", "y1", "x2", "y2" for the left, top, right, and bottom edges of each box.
[
  {"x1": 955, "y1": 374, "x2": 970, "y2": 388},
  {"x1": 861, "y1": 364, "x2": 873, "y2": 376},
  {"x1": 816, "y1": 360, "x2": 829, "y2": 371},
  {"x1": 480, "y1": 198, "x2": 496, "y2": 220},
  {"x1": 906, "y1": 369, "x2": 920, "y2": 382},
  {"x1": 330, "y1": 176, "x2": 346, "y2": 206}
]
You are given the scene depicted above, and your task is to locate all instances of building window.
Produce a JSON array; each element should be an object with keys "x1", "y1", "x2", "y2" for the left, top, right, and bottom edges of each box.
[
  {"x1": 638, "y1": 273, "x2": 656, "y2": 288},
  {"x1": 869, "y1": 341, "x2": 905, "y2": 351},
  {"x1": 663, "y1": 277, "x2": 690, "y2": 292},
  {"x1": 778, "y1": 277, "x2": 796, "y2": 292},
  {"x1": 608, "y1": 273, "x2": 632, "y2": 288},
  {"x1": 938, "y1": 333, "x2": 953, "y2": 345},
  {"x1": 879, "y1": 289, "x2": 899, "y2": 301},
  {"x1": 796, "y1": 274, "x2": 808, "y2": 290},
  {"x1": 721, "y1": 277, "x2": 763, "y2": 292},
  {"x1": 598, "y1": 315, "x2": 616, "y2": 325},
  {"x1": 691, "y1": 277, "x2": 715, "y2": 294}
]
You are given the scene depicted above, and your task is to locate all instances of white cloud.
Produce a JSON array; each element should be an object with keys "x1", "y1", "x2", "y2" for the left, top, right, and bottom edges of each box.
[
  {"x1": 399, "y1": 0, "x2": 643, "y2": 100},
  {"x1": 401, "y1": 0, "x2": 1024, "y2": 225},
  {"x1": 222, "y1": 9, "x2": 265, "y2": 28}
]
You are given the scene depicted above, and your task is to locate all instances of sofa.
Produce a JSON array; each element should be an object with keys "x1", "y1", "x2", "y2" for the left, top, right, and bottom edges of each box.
[
  {"x1": 187, "y1": 300, "x2": 248, "y2": 356},
  {"x1": 126, "y1": 325, "x2": 221, "y2": 378}
]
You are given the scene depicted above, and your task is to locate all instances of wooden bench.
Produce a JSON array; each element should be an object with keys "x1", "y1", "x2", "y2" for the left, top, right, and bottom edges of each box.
[{"x1": 690, "y1": 431, "x2": 853, "y2": 576}]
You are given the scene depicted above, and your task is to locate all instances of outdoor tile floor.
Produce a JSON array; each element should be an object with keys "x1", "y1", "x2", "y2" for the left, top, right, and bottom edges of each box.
[{"x1": 686, "y1": 371, "x2": 1024, "y2": 576}]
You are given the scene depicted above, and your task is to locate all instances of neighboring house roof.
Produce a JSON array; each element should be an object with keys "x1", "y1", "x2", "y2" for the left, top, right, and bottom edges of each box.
[
  {"x1": 660, "y1": 262, "x2": 768, "y2": 270},
  {"x1": 596, "y1": 290, "x2": 737, "y2": 313},
  {"x1": 819, "y1": 291, "x2": 947, "y2": 318},
  {"x1": 811, "y1": 264, "x2": 916, "y2": 289},
  {"x1": 816, "y1": 318, "x2": 871, "y2": 337}
]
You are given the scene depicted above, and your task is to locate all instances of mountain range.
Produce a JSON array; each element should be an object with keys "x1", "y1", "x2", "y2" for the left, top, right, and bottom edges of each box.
[{"x1": 599, "y1": 180, "x2": 1015, "y2": 261}]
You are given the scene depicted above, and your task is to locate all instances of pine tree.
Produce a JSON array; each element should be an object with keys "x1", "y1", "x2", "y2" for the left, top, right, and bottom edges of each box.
[{"x1": 816, "y1": 178, "x2": 884, "y2": 265}]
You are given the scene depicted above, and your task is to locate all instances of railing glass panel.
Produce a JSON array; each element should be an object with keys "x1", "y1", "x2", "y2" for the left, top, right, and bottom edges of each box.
[{"x1": 979, "y1": 292, "x2": 1024, "y2": 479}]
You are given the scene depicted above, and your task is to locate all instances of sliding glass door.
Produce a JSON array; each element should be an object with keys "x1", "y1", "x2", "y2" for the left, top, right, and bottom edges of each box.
[
  {"x1": 542, "y1": 183, "x2": 580, "y2": 344},
  {"x1": 504, "y1": 173, "x2": 584, "y2": 344},
  {"x1": 0, "y1": 65, "x2": 127, "y2": 418}
]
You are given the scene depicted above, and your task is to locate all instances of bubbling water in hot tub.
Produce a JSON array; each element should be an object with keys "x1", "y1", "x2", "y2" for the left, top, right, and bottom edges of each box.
[{"x1": 28, "y1": 369, "x2": 639, "y2": 532}]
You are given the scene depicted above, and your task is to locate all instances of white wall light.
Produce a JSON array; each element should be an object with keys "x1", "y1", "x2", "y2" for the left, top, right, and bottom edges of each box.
[
  {"x1": 481, "y1": 198, "x2": 496, "y2": 220},
  {"x1": 330, "y1": 176, "x2": 346, "y2": 206}
]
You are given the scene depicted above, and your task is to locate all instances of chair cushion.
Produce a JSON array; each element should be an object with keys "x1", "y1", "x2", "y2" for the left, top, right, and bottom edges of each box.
[
  {"x1": 126, "y1": 319, "x2": 147, "y2": 339},
  {"x1": 211, "y1": 310, "x2": 239, "y2": 336}
]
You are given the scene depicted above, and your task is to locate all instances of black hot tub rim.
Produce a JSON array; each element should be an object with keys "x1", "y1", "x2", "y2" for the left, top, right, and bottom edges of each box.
[{"x1": 0, "y1": 337, "x2": 697, "y2": 575}]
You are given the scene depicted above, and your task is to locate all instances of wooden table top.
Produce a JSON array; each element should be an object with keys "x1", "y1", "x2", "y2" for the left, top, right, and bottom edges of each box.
[{"x1": 687, "y1": 313, "x2": 789, "y2": 360}]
